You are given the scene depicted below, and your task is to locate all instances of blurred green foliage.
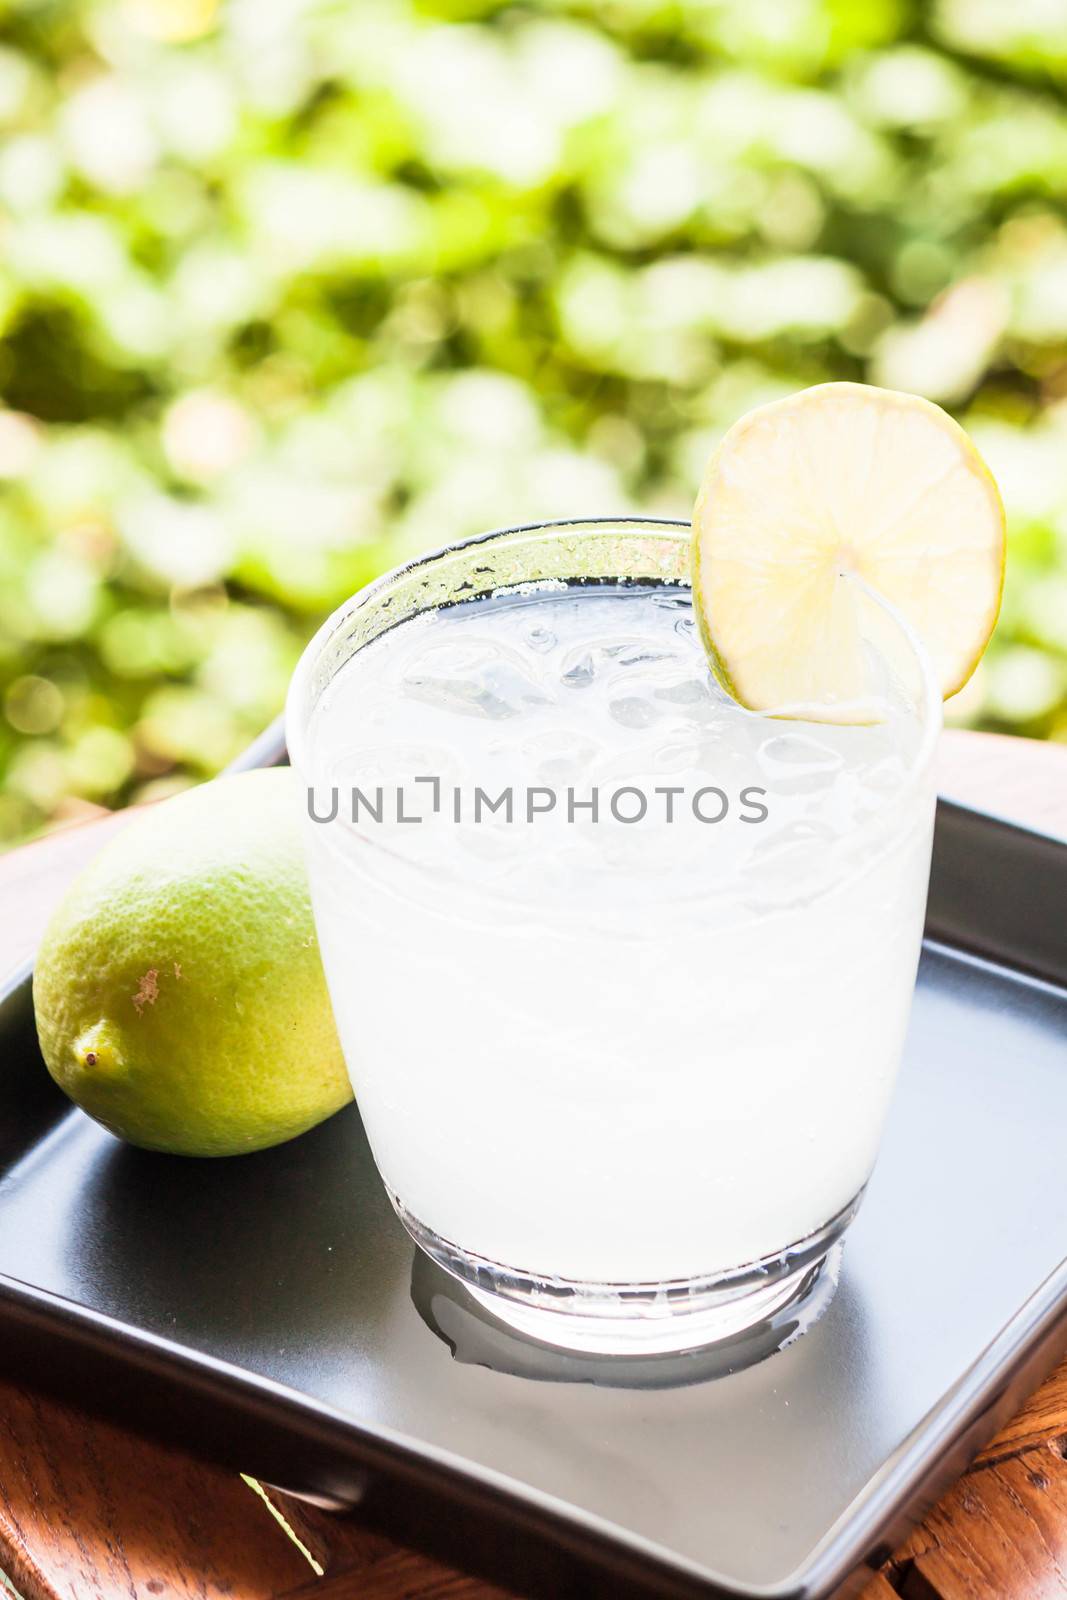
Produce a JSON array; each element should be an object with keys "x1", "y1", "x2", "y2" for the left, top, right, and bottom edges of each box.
[{"x1": 2, "y1": 0, "x2": 1067, "y2": 844}]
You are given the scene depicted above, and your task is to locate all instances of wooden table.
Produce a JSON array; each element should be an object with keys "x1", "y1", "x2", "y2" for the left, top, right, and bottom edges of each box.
[{"x1": 1, "y1": 728, "x2": 1066, "y2": 1600}]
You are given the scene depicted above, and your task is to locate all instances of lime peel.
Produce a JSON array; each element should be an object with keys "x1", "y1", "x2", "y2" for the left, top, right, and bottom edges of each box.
[{"x1": 33, "y1": 769, "x2": 351, "y2": 1158}]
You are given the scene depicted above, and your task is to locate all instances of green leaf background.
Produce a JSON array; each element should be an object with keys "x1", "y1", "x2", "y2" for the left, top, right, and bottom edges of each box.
[{"x1": 2, "y1": 0, "x2": 1066, "y2": 843}]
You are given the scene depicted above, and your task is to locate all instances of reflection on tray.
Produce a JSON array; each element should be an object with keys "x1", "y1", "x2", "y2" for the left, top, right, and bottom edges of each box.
[{"x1": 410, "y1": 1246, "x2": 841, "y2": 1390}]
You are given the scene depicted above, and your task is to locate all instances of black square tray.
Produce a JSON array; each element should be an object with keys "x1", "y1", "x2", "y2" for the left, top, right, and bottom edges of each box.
[{"x1": 1, "y1": 732, "x2": 1066, "y2": 1600}]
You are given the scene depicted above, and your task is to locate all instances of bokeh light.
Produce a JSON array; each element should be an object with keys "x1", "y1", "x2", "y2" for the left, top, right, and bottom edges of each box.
[{"x1": 2, "y1": 0, "x2": 1067, "y2": 844}]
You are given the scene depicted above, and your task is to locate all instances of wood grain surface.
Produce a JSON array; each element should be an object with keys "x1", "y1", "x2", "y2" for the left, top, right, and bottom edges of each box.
[{"x1": 0, "y1": 727, "x2": 1064, "y2": 1600}]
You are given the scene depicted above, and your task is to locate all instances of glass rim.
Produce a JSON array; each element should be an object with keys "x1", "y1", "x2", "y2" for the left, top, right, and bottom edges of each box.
[
  {"x1": 285, "y1": 516, "x2": 943, "y2": 904},
  {"x1": 286, "y1": 515, "x2": 697, "y2": 778}
]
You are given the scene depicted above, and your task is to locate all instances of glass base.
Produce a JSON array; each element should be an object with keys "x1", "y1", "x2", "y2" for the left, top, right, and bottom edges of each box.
[{"x1": 394, "y1": 1191, "x2": 861, "y2": 1357}]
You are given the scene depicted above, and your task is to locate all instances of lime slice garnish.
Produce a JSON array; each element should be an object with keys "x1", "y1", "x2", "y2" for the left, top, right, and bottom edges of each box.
[{"x1": 692, "y1": 382, "x2": 1005, "y2": 717}]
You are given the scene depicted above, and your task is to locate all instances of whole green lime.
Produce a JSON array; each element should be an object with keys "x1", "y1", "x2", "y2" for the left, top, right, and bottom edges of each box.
[{"x1": 33, "y1": 768, "x2": 352, "y2": 1157}]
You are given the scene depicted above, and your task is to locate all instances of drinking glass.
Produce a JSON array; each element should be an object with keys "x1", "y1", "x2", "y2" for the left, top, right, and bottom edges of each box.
[{"x1": 286, "y1": 519, "x2": 941, "y2": 1355}]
